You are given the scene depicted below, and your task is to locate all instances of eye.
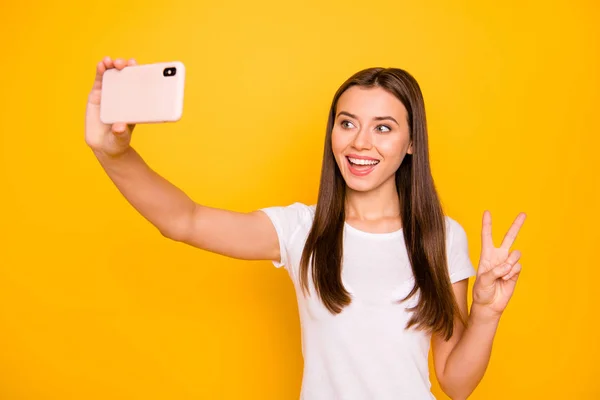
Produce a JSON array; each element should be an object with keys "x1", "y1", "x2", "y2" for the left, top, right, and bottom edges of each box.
[
  {"x1": 376, "y1": 125, "x2": 391, "y2": 133},
  {"x1": 340, "y1": 120, "x2": 356, "y2": 129}
]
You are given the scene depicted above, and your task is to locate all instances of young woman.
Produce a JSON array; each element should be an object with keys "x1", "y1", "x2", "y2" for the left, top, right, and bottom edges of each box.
[{"x1": 85, "y1": 57, "x2": 526, "y2": 400}]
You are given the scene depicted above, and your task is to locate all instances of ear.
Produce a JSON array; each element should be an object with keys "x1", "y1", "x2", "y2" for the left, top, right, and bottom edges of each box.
[{"x1": 407, "y1": 142, "x2": 413, "y2": 155}]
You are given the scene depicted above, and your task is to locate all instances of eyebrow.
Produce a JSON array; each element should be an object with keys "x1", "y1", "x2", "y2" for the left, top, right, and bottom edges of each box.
[{"x1": 336, "y1": 111, "x2": 399, "y2": 126}]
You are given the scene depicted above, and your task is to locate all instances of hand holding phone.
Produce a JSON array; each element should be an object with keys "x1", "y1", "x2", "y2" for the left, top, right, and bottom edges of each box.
[
  {"x1": 85, "y1": 57, "x2": 185, "y2": 158},
  {"x1": 100, "y1": 61, "x2": 185, "y2": 124}
]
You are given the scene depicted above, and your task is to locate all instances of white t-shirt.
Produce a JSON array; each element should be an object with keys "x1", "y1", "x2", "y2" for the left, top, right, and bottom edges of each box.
[{"x1": 260, "y1": 202, "x2": 476, "y2": 400}]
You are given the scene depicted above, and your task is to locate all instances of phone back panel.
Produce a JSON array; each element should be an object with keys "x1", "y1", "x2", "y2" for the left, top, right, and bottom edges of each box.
[{"x1": 100, "y1": 61, "x2": 185, "y2": 124}]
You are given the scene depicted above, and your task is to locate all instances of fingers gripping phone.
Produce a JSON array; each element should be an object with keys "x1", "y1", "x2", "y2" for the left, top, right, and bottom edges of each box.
[{"x1": 100, "y1": 61, "x2": 186, "y2": 124}]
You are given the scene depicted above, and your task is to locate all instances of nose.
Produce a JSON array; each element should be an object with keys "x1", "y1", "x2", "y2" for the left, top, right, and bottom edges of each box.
[{"x1": 352, "y1": 127, "x2": 373, "y2": 150}]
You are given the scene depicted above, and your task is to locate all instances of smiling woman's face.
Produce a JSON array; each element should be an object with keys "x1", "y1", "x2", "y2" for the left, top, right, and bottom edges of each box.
[{"x1": 331, "y1": 85, "x2": 413, "y2": 193}]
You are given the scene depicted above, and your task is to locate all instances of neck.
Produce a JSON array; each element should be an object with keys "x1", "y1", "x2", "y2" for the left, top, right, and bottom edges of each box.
[{"x1": 344, "y1": 177, "x2": 400, "y2": 221}]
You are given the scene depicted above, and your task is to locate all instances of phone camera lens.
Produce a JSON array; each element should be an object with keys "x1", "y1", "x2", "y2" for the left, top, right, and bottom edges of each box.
[{"x1": 163, "y1": 67, "x2": 177, "y2": 77}]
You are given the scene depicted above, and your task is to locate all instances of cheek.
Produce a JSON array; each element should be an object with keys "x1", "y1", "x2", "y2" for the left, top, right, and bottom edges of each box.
[
  {"x1": 377, "y1": 137, "x2": 408, "y2": 164},
  {"x1": 331, "y1": 129, "x2": 348, "y2": 154}
]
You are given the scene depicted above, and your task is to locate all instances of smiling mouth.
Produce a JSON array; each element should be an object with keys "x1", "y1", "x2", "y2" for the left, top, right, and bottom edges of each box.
[
  {"x1": 345, "y1": 156, "x2": 380, "y2": 177},
  {"x1": 346, "y1": 156, "x2": 380, "y2": 166}
]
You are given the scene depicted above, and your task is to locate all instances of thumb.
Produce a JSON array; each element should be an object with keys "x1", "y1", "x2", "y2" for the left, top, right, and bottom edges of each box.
[
  {"x1": 479, "y1": 263, "x2": 512, "y2": 287},
  {"x1": 112, "y1": 123, "x2": 135, "y2": 135}
]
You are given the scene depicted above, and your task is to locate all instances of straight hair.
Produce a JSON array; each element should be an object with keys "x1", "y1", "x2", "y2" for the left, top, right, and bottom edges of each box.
[{"x1": 299, "y1": 68, "x2": 465, "y2": 340}]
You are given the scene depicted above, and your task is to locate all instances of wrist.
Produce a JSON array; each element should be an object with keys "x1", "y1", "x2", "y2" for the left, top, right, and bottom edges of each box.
[
  {"x1": 92, "y1": 146, "x2": 133, "y2": 162},
  {"x1": 469, "y1": 304, "x2": 502, "y2": 327}
]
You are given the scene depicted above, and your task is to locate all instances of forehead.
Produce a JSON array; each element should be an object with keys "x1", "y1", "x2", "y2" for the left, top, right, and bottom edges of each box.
[{"x1": 336, "y1": 86, "x2": 407, "y2": 120}]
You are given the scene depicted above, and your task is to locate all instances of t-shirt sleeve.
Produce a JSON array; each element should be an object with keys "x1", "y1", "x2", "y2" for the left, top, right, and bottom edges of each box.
[
  {"x1": 259, "y1": 202, "x2": 313, "y2": 269},
  {"x1": 446, "y1": 216, "x2": 477, "y2": 283}
]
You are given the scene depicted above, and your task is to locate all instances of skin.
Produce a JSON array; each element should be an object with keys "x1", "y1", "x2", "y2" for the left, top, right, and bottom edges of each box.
[
  {"x1": 330, "y1": 86, "x2": 527, "y2": 399},
  {"x1": 331, "y1": 86, "x2": 412, "y2": 231},
  {"x1": 87, "y1": 58, "x2": 526, "y2": 400}
]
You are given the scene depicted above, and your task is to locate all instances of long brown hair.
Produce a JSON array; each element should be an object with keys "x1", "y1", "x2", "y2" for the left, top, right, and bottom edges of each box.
[{"x1": 299, "y1": 67, "x2": 465, "y2": 340}]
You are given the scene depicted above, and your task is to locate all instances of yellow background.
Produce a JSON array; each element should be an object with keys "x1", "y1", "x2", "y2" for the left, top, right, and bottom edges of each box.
[{"x1": 1, "y1": 0, "x2": 598, "y2": 398}]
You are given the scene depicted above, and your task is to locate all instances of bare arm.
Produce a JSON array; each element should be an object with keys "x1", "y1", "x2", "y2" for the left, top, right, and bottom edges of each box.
[
  {"x1": 94, "y1": 147, "x2": 280, "y2": 261},
  {"x1": 87, "y1": 57, "x2": 280, "y2": 263},
  {"x1": 433, "y1": 211, "x2": 527, "y2": 398},
  {"x1": 432, "y1": 281, "x2": 498, "y2": 400}
]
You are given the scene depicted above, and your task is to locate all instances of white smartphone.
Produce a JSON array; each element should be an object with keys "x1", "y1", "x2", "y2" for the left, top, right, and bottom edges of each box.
[{"x1": 100, "y1": 61, "x2": 186, "y2": 124}]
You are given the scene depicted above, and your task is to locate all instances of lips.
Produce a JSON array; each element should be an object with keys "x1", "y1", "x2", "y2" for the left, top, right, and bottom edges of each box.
[
  {"x1": 346, "y1": 153, "x2": 380, "y2": 162},
  {"x1": 347, "y1": 157, "x2": 379, "y2": 166},
  {"x1": 345, "y1": 156, "x2": 379, "y2": 177}
]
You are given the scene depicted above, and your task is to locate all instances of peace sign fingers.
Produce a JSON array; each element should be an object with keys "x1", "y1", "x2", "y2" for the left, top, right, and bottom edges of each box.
[
  {"x1": 481, "y1": 210, "x2": 494, "y2": 259},
  {"x1": 474, "y1": 210, "x2": 527, "y2": 319},
  {"x1": 500, "y1": 212, "x2": 527, "y2": 251}
]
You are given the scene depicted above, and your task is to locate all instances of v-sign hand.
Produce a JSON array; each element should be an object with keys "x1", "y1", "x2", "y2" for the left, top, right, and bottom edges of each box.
[{"x1": 471, "y1": 210, "x2": 527, "y2": 323}]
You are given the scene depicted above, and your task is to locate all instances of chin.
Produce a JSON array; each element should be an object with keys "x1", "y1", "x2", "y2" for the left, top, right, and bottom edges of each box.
[{"x1": 343, "y1": 177, "x2": 381, "y2": 193}]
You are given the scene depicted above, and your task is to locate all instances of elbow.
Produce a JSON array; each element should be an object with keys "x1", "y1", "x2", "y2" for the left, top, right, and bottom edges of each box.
[
  {"x1": 443, "y1": 390, "x2": 470, "y2": 400},
  {"x1": 159, "y1": 226, "x2": 181, "y2": 241},
  {"x1": 160, "y1": 205, "x2": 198, "y2": 242},
  {"x1": 158, "y1": 217, "x2": 193, "y2": 243},
  {"x1": 441, "y1": 388, "x2": 470, "y2": 400},
  {"x1": 159, "y1": 222, "x2": 190, "y2": 243},
  {"x1": 438, "y1": 378, "x2": 473, "y2": 400}
]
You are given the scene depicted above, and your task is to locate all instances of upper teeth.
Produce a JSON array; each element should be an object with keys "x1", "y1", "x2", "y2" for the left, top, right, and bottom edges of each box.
[{"x1": 349, "y1": 157, "x2": 379, "y2": 165}]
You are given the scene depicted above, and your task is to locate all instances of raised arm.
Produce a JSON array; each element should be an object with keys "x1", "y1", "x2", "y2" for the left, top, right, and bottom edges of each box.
[
  {"x1": 432, "y1": 211, "x2": 526, "y2": 399},
  {"x1": 85, "y1": 57, "x2": 280, "y2": 263}
]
